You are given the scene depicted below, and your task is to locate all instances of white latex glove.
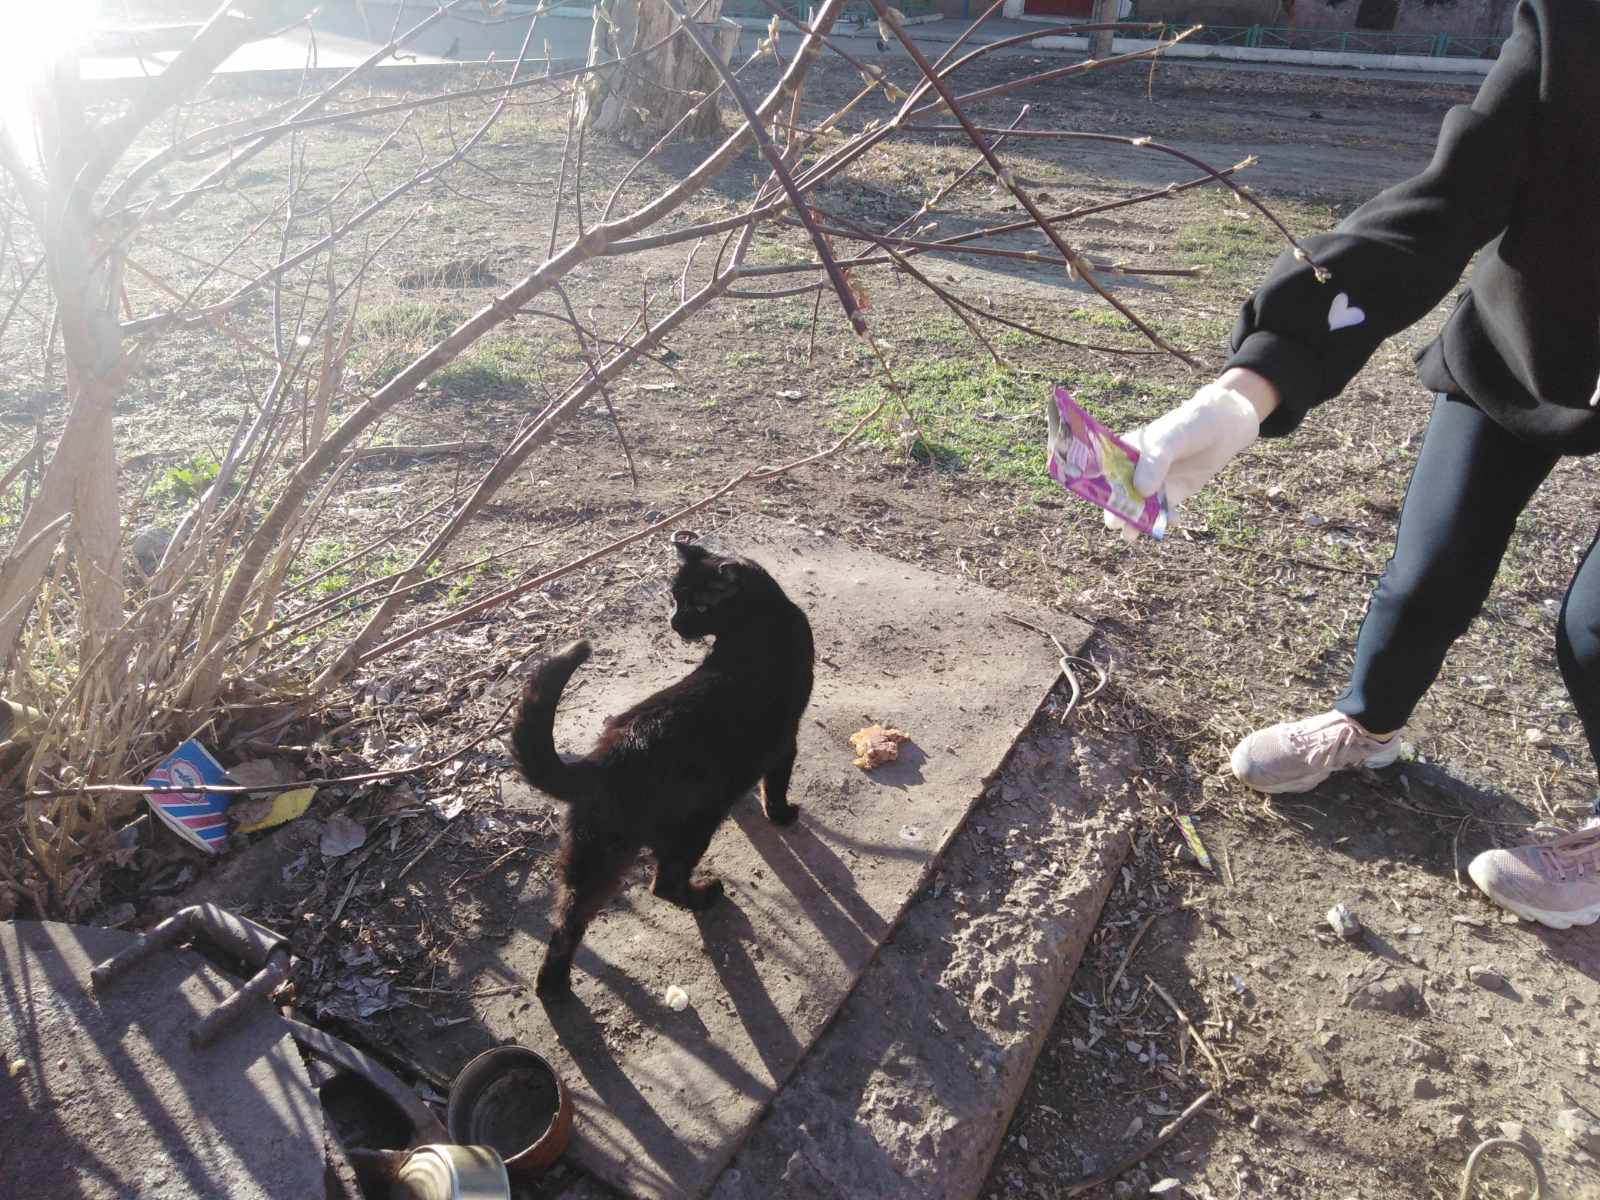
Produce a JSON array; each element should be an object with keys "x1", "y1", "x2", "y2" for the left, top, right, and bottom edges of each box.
[{"x1": 1104, "y1": 383, "x2": 1261, "y2": 542}]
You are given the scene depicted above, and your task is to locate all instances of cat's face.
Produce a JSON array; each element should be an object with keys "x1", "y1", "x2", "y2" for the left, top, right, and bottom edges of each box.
[{"x1": 667, "y1": 538, "x2": 765, "y2": 639}]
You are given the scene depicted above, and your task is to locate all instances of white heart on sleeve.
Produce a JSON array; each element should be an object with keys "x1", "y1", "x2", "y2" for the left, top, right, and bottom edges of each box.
[{"x1": 1327, "y1": 293, "x2": 1365, "y2": 332}]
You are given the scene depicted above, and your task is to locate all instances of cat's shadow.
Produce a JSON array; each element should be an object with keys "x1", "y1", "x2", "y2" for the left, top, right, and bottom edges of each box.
[
  {"x1": 540, "y1": 983, "x2": 707, "y2": 1192},
  {"x1": 732, "y1": 804, "x2": 888, "y2": 965},
  {"x1": 693, "y1": 895, "x2": 803, "y2": 1081}
]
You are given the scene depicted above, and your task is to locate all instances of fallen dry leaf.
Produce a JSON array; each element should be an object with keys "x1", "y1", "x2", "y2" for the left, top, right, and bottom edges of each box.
[
  {"x1": 228, "y1": 757, "x2": 293, "y2": 790},
  {"x1": 849, "y1": 723, "x2": 910, "y2": 770},
  {"x1": 235, "y1": 786, "x2": 317, "y2": 834},
  {"x1": 319, "y1": 813, "x2": 367, "y2": 858}
]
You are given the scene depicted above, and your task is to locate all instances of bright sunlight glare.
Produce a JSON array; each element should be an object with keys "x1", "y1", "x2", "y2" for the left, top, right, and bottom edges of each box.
[{"x1": 0, "y1": 0, "x2": 91, "y2": 141}]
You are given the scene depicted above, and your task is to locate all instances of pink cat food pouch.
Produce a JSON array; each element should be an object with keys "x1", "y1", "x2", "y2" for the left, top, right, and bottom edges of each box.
[{"x1": 1045, "y1": 385, "x2": 1168, "y2": 540}]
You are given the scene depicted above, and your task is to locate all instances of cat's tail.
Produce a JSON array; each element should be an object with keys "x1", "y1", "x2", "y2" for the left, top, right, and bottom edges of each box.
[{"x1": 510, "y1": 639, "x2": 596, "y2": 803}]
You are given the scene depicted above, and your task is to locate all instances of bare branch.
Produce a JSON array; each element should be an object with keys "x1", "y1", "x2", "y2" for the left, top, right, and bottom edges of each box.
[{"x1": 869, "y1": 0, "x2": 1198, "y2": 365}]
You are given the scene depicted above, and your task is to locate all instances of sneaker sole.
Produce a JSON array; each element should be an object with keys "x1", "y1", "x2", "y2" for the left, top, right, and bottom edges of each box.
[
  {"x1": 1229, "y1": 738, "x2": 1402, "y2": 795},
  {"x1": 1467, "y1": 859, "x2": 1600, "y2": 930}
]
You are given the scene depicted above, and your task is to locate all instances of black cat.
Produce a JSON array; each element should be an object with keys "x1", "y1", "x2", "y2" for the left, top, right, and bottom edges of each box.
[{"x1": 510, "y1": 534, "x2": 815, "y2": 998}]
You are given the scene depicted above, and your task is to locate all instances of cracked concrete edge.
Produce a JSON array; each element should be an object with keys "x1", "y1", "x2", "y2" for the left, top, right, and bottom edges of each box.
[{"x1": 708, "y1": 707, "x2": 1141, "y2": 1200}]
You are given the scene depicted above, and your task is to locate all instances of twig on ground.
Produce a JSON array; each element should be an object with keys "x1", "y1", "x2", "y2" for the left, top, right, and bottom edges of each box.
[
  {"x1": 1061, "y1": 1089, "x2": 1215, "y2": 1196},
  {"x1": 396, "y1": 821, "x2": 460, "y2": 882},
  {"x1": 1002, "y1": 613, "x2": 1108, "y2": 723},
  {"x1": 453, "y1": 839, "x2": 545, "y2": 888},
  {"x1": 1531, "y1": 775, "x2": 1556, "y2": 821},
  {"x1": 304, "y1": 866, "x2": 365, "y2": 956},
  {"x1": 396, "y1": 982, "x2": 526, "y2": 999},
  {"x1": 1147, "y1": 974, "x2": 1229, "y2": 1080},
  {"x1": 1104, "y1": 910, "x2": 1160, "y2": 1005}
]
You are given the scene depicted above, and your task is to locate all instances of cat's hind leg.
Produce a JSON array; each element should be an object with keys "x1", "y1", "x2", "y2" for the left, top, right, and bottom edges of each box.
[
  {"x1": 538, "y1": 832, "x2": 634, "y2": 998},
  {"x1": 651, "y1": 816, "x2": 725, "y2": 911},
  {"x1": 760, "y1": 739, "x2": 800, "y2": 826}
]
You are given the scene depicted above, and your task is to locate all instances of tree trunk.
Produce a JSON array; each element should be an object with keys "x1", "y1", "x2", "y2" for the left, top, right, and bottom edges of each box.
[
  {"x1": 579, "y1": 0, "x2": 739, "y2": 143},
  {"x1": 0, "y1": 219, "x2": 127, "y2": 678},
  {"x1": 1089, "y1": 0, "x2": 1118, "y2": 59}
]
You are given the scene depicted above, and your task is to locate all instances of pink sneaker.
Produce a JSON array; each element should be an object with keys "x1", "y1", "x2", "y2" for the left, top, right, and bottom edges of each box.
[
  {"x1": 1229, "y1": 710, "x2": 1402, "y2": 794},
  {"x1": 1467, "y1": 822, "x2": 1600, "y2": 930}
]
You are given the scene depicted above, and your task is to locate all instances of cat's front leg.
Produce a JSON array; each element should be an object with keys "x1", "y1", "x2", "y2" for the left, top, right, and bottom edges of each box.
[{"x1": 760, "y1": 740, "x2": 800, "y2": 826}]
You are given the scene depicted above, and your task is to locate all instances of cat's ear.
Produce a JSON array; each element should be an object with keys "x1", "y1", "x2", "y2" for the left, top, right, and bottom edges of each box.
[{"x1": 673, "y1": 532, "x2": 709, "y2": 562}]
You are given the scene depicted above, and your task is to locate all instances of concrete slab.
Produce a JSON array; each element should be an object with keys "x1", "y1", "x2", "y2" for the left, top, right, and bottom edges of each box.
[
  {"x1": 0, "y1": 921, "x2": 324, "y2": 1200},
  {"x1": 393, "y1": 516, "x2": 1088, "y2": 1199},
  {"x1": 711, "y1": 714, "x2": 1140, "y2": 1199}
]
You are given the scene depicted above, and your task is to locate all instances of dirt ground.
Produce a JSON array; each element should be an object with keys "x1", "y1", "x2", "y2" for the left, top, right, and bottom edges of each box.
[{"x1": 7, "y1": 44, "x2": 1599, "y2": 1200}]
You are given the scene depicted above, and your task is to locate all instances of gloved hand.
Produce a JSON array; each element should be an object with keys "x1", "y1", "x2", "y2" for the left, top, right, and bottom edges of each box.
[{"x1": 1104, "y1": 382, "x2": 1261, "y2": 541}]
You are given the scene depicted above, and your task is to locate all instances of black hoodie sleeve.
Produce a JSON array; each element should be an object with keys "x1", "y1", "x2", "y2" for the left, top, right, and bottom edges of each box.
[{"x1": 1225, "y1": 1, "x2": 1542, "y2": 437}]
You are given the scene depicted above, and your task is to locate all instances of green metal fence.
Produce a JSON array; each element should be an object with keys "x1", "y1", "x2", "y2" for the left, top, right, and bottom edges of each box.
[{"x1": 1159, "y1": 23, "x2": 1506, "y2": 59}]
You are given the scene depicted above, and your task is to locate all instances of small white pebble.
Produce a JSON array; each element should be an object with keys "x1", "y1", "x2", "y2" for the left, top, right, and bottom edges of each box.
[{"x1": 664, "y1": 985, "x2": 690, "y2": 1012}]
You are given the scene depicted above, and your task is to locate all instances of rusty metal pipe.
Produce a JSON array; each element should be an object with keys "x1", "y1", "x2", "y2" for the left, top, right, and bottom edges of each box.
[
  {"x1": 280, "y1": 1017, "x2": 448, "y2": 1144},
  {"x1": 92, "y1": 904, "x2": 295, "y2": 1049},
  {"x1": 190, "y1": 949, "x2": 289, "y2": 1047}
]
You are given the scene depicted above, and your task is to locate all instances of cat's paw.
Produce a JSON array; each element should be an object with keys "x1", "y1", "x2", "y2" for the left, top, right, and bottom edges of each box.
[
  {"x1": 685, "y1": 878, "x2": 725, "y2": 910},
  {"x1": 764, "y1": 801, "x2": 801, "y2": 827}
]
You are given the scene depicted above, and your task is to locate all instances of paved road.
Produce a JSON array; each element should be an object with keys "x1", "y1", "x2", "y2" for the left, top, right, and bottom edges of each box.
[{"x1": 79, "y1": 8, "x2": 1476, "y2": 90}]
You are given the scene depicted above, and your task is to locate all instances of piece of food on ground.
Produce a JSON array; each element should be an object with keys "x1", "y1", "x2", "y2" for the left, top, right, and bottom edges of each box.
[{"x1": 849, "y1": 723, "x2": 910, "y2": 770}]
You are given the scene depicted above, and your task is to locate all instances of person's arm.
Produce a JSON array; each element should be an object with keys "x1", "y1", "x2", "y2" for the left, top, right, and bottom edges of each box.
[
  {"x1": 1229, "y1": 0, "x2": 1542, "y2": 436},
  {"x1": 1217, "y1": 366, "x2": 1279, "y2": 425}
]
